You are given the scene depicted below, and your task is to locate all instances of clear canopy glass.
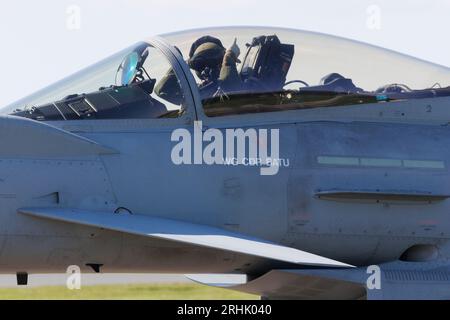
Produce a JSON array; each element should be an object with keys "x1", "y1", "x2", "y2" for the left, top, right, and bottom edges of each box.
[
  {"x1": 2, "y1": 43, "x2": 185, "y2": 120},
  {"x1": 2, "y1": 26, "x2": 449, "y2": 120},
  {"x1": 162, "y1": 26, "x2": 450, "y2": 117},
  {"x1": 163, "y1": 26, "x2": 450, "y2": 91}
]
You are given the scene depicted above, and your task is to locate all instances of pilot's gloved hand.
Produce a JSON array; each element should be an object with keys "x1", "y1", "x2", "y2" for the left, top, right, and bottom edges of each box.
[
  {"x1": 220, "y1": 38, "x2": 243, "y2": 93},
  {"x1": 228, "y1": 38, "x2": 241, "y2": 63}
]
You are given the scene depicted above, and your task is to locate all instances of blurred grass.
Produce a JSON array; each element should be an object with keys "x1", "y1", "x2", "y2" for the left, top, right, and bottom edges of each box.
[{"x1": 0, "y1": 283, "x2": 258, "y2": 300}]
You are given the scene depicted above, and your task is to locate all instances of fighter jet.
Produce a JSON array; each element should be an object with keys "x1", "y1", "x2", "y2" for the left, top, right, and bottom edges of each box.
[{"x1": 1, "y1": 26, "x2": 450, "y2": 300}]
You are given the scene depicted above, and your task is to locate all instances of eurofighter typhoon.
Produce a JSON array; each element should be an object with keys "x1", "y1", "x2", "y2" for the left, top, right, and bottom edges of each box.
[{"x1": 1, "y1": 26, "x2": 450, "y2": 300}]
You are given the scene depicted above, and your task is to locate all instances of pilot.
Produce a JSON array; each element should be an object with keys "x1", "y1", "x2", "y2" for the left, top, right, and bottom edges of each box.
[{"x1": 154, "y1": 36, "x2": 242, "y2": 103}]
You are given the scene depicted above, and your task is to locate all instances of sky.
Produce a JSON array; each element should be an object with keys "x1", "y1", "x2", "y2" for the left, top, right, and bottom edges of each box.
[{"x1": 0, "y1": 0, "x2": 449, "y2": 107}]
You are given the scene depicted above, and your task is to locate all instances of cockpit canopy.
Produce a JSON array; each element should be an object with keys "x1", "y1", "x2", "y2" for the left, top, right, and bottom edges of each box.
[{"x1": 3, "y1": 26, "x2": 450, "y2": 121}]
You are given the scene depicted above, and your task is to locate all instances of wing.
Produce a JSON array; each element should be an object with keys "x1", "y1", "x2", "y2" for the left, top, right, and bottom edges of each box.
[
  {"x1": 19, "y1": 207, "x2": 353, "y2": 268},
  {"x1": 0, "y1": 115, "x2": 117, "y2": 157},
  {"x1": 187, "y1": 261, "x2": 450, "y2": 300},
  {"x1": 187, "y1": 270, "x2": 366, "y2": 300}
]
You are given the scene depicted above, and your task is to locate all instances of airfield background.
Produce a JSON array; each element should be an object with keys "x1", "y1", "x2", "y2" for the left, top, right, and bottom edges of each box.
[{"x1": 0, "y1": 0, "x2": 448, "y2": 289}]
